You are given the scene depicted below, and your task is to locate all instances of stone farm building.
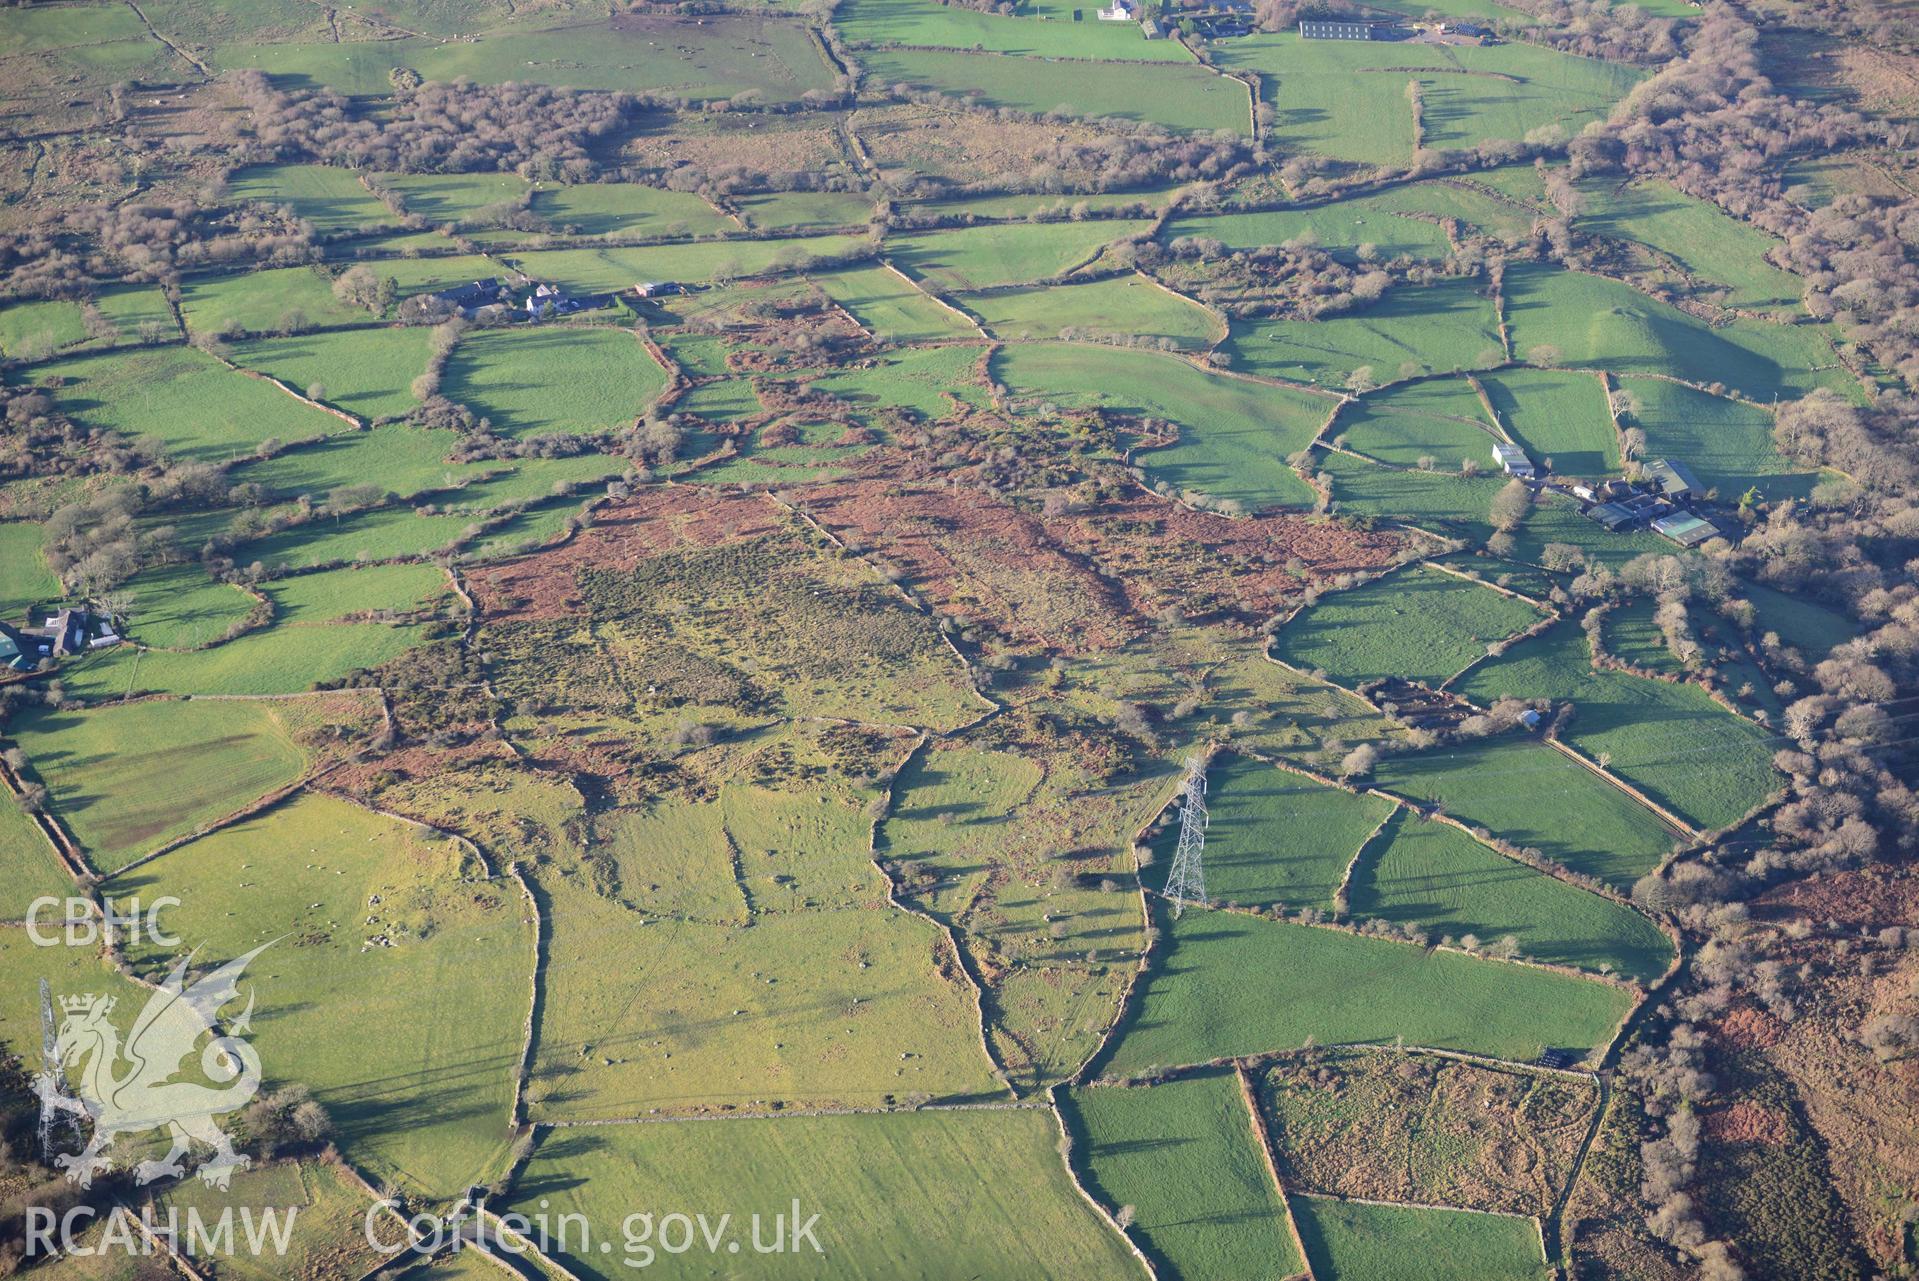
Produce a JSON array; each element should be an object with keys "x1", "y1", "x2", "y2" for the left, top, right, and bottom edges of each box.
[
  {"x1": 423, "y1": 278, "x2": 615, "y2": 322},
  {"x1": 0, "y1": 608, "x2": 118, "y2": 672}
]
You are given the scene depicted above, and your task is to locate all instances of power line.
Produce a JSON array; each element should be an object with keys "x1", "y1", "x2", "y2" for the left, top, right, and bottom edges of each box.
[{"x1": 1164, "y1": 753, "x2": 1208, "y2": 918}]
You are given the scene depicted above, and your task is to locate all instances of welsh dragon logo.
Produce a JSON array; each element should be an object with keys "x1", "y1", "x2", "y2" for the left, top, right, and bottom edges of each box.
[{"x1": 36, "y1": 944, "x2": 270, "y2": 1190}]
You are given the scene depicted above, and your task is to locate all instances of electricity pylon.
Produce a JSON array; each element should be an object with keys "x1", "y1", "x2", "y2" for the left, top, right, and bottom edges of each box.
[{"x1": 1164, "y1": 753, "x2": 1209, "y2": 918}]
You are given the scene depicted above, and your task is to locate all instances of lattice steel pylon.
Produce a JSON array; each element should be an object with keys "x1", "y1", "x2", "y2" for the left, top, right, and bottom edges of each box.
[
  {"x1": 1164, "y1": 753, "x2": 1209, "y2": 917},
  {"x1": 37, "y1": 979, "x2": 54, "y2": 1158}
]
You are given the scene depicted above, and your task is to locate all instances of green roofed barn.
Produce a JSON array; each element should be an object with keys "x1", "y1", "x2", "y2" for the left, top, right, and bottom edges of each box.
[{"x1": 1651, "y1": 511, "x2": 1717, "y2": 547}]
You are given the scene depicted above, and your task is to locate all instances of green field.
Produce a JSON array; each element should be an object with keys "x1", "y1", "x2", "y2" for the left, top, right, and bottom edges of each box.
[
  {"x1": 1617, "y1": 375, "x2": 1818, "y2": 501},
  {"x1": 527, "y1": 880, "x2": 1001, "y2": 1119},
  {"x1": 966, "y1": 275, "x2": 1222, "y2": 350},
  {"x1": 180, "y1": 266, "x2": 371, "y2": 335},
  {"x1": 380, "y1": 172, "x2": 530, "y2": 227},
  {"x1": 1337, "y1": 377, "x2": 1499, "y2": 469},
  {"x1": 1502, "y1": 264, "x2": 1856, "y2": 402},
  {"x1": 1, "y1": 297, "x2": 92, "y2": 358},
  {"x1": 676, "y1": 378, "x2": 766, "y2": 426},
  {"x1": 0, "y1": 791, "x2": 73, "y2": 921},
  {"x1": 1477, "y1": 367, "x2": 1617, "y2": 477},
  {"x1": 804, "y1": 344, "x2": 990, "y2": 422},
  {"x1": 0, "y1": 285, "x2": 171, "y2": 358},
  {"x1": 507, "y1": 1108, "x2": 1143, "y2": 1279},
  {"x1": 0, "y1": 2, "x2": 174, "y2": 82},
  {"x1": 230, "y1": 327, "x2": 435, "y2": 421},
  {"x1": 837, "y1": 0, "x2": 1195, "y2": 60},
  {"x1": 118, "y1": 562, "x2": 259, "y2": 650},
  {"x1": 0, "y1": 3, "x2": 154, "y2": 54},
  {"x1": 536, "y1": 183, "x2": 736, "y2": 238},
  {"x1": 1317, "y1": 449, "x2": 1505, "y2": 543},
  {"x1": 1275, "y1": 565, "x2": 1547, "y2": 688},
  {"x1": 1105, "y1": 908, "x2": 1633, "y2": 1072},
  {"x1": 38, "y1": 345, "x2": 343, "y2": 461},
  {"x1": 1580, "y1": 177, "x2": 1802, "y2": 312},
  {"x1": 1742, "y1": 582, "x2": 1858, "y2": 658},
  {"x1": 1350, "y1": 809, "x2": 1672, "y2": 980},
  {"x1": 891, "y1": 220, "x2": 1154, "y2": 291},
  {"x1": 916, "y1": 189, "x2": 1173, "y2": 221},
  {"x1": 269, "y1": 561, "x2": 449, "y2": 621},
  {"x1": 859, "y1": 47, "x2": 1252, "y2": 133},
  {"x1": 735, "y1": 190, "x2": 881, "y2": 231},
  {"x1": 59, "y1": 617, "x2": 430, "y2": 700},
  {"x1": 1151, "y1": 754, "x2": 1393, "y2": 910},
  {"x1": 513, "y1": 234, "x2": 874, "y2": 292},
  {"x1": 467, "y1": 494, "x2": 592, "y2": 557},
  {"x1": 114, "y1": 792, "x2": 533, "y2": 1199},
  {"x1": 1167, "y1": 193, "x2": 1456, "y2": 260},
  {"x1": 1217, "y1": 35, "x2": 1639, "y2": 167},
  {"x1": 241, "y1": 503, "x2": 476, "y2": 568},
  {"x1": 233, "y1": 424, "x2": 478, "y2": 502},
  {"x1": 1066, "y1": 1073, "x2": 1304, "y2": 1279},
  {"x1": 1229, "y1": 277, "x2": 1503, "y2": 387},
  {"x1": 229, "y1": 163, "x2": 401, "y2": 233},
  {"x1": 1367, "y1": 176, "x2": 1543, "y2": 242},
  {"x1": 1291, "y1": 1196, "x2": 1551, "y2": 1281},
  {"x1": 156, "y1": 1159, "x2": 384, "y2": 1281},
  {"x1": 1603, "y1": 598, "x2": 1687, "y2": 675},
  {"x1": 878, "y1": 742, "x2": 1048, "y2": 922},
  {"x1": 0, "y1": 522, "x2": 58, "y2": 617},
  {"x1": 996, "y1": 343, "x2": 1330, "y2": 509},
  {"x1": 810, "y1": 266, "x2": 980, "y2": 343},
  {"x1": 12, "y1": 698, "x2": 307, "y2": 871},
  {"x1": 1459, "y1": 622, "x2": 1779, "y2": 831},
  {"x1": 441, "y1": 327, "x2": 665, "y2": 436},
  {"x1": 440, "y1": 454, "x2": 629, "y2": 510},
  {"x1": 212, "y1": 16, "x2": 836, "y2": 101},
  {"x1": 1371, "y1": 732, "x2": 1678, "y2": 889}
]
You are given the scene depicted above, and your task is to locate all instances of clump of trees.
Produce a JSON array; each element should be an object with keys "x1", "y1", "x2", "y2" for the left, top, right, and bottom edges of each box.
[
  {"x1": 233, "y1": 71, "x2": 646, "y2": 181},
  {"x1": 0, "y1": 200, "x2": 318, "y2": 296},
  {"x1": 1496, "y1": 0, "x2": 1681, "y2": 64}
]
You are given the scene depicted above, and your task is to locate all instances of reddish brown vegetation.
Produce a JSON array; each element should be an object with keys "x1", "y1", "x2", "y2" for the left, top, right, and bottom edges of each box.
[
  {"x1": 469, "y1": 487, "x2": 786, "y2": 621},
  {"x1": 472, "y1": 477, "x2": 1399, "y2": 653},
  {"x1": 1041, "y1": 496, "x2": 1400, "y2": 623},
  {"x1": 801, "y1": 481, "x2": 1137, "y2": 652},
  {"x1": 1702, "y1": 1098, "x2": 1791, "y2": 1146},
  {"x1": 1754, "y1": 868, "x2": 1919, "y2": 930}
]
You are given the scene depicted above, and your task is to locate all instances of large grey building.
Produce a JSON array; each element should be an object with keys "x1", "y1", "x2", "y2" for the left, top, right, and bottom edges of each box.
[{"x1": 1299, "y1": 18, "x2": 1385, "y2": 38}]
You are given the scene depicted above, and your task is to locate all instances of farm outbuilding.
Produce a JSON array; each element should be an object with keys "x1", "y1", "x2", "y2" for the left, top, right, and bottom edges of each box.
[
  {"x1": 0, "y1": 623, "x2": 31, "y2": 671},
  {"x1": 429, "y1": 279, "x2": 514, "y2": 317},
  {"x1": 0, "y1": 609, "x2": 117, "y2": 670},
  {"x1": 1644, "y1": 458, "x2": 1703, "y2": 500},
  {"x1": 1492, "y1": 442, "x2": 1535, "y2": 478},
  {"x1": 1652, "y1": 512, "x2": 1717, "y2": 547},
  {"x1": 1584, "y1": 501, "x2": 1640, "y2": 531},
  {"x1": 1300, "y1": 18, "x2": 1386, "y2": 38}
]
